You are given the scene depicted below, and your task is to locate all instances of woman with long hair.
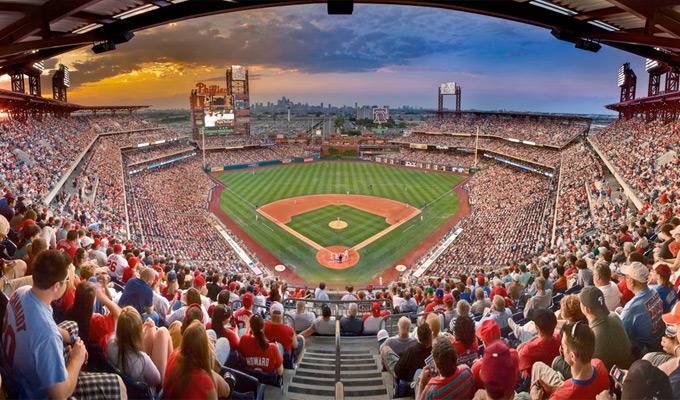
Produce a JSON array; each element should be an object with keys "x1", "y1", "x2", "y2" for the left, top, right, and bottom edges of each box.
[
  {"x1": 22, "y1": 236, "x2": 46, "y2": 276},
  {"x1": 163, "y1": 320, "x2": 231, "y2": 399},
  {"x1": 239, "y1": 314, "x2": 284, "y2": 376},
  {"x1": 207, "y1": 304, "x2": 239, "y2": 350},
  {"x1": 65, "y1": 281, "x2": 121, "y2": 352},
  {"x1": 108, "y1": 307, "x2": 172, "y2": 386}
]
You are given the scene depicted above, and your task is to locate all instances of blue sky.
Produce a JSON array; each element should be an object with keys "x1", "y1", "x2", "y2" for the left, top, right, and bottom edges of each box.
[{"x1": 1, "y1": 3, "x2": 649, "y2": 113}]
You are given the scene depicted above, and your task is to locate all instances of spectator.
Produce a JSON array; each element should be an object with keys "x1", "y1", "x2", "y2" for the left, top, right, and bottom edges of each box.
[
  {"x1": 478, "y1": 295, "x2": 512, "y2": 330},
  {"x1": 2, "y1": 250, "x2": 125, "y2": 398},
  {"x1": 476, "y1": 341, "x2": 520, "y2": 400},
  {"x1": 264, "y1": 302, "x2": 304, "y2": 369},
  {"x1": 593, "y1": 260, "x2": 621, "y2": 311},
  {"x1": 530, "y1": 322, "x2": 609, "y2": 399},
  {"x1": 290, "y1": 299, "x2": 315, "y2": 333},
  {"x1": 340, "y1": 303, "x2": 363, "y2": 335},
  {"x1": 579, "y1": 286, "x2": 634, "y2": 371},
  {"x1": 448, "y1": 315, "x2": 479, "y2": 367},
  {"x1": 380, "y1": 316, "x2": 417, "y2": 364},
  {"x1": 471, "y1": 288, "x2": 491, "y2": 315},
  {"x1": 301, "y1": 304, "x2": 336, "y2": 337},
  {"x1": 619, "y1": 261, "x2": 664, "y2": 357},
  {"x1": 362, "y1": 302, "x2": 390, "y2": 335},
  {"x1": 523, "y1": 277, "x2": 552, "y2": 318},
  {"x1": 118, "y1": 267, "x2": 158, "y2": 326},
  {"x1": 651, "y1": 263, "x2": 677, "y2": 313},
  {"x1": 239, "y1": 314, "x2": 284, "y2": 378},
  {"x1": 384, "y1": 322, "x2": 433, "y2": 382},
  {"x1": 517, "y1": 308, "x2": 560, "y2": 378},
  {"x1": 162, "y1": 320, "x2": 231, "y2": 398},
  {"x1": 415, "y1": 336, "x2": 474, "y2": 400}
]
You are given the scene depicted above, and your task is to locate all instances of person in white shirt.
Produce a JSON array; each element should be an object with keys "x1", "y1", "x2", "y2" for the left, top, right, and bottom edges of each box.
[{"x1": 594, "y1": 261, "x2": 621, "y2": 311}]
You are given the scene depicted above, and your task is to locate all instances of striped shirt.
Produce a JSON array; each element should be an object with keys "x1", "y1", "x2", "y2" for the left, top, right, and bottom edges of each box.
[{"x1": 422, "y1": 366, "x2": 474, "y2": 400}]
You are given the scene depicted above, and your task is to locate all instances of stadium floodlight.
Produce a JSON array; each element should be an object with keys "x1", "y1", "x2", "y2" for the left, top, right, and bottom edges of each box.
[
  {"x1": 646, "y1": 58, "x2": 660, "y2": 72},
  {"x1": 60, "y1": 65, "x2": 70, "y2": 88},
  {"x1": 31, "y1": 61, "x2": 44, "y2": 73},
  {"x1": 618, "y1": 64, "x2": 627, "y2": 87}
]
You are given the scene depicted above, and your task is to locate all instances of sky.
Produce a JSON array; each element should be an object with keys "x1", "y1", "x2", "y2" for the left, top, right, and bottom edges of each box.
[{"x1": 0, "y1": 3, "x2": 651, "y2": 114}]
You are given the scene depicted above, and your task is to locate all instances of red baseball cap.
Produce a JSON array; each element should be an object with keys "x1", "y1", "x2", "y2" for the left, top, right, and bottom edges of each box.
[
  {"x1": 372, "y1": 302, "x2": 381, "y2": 318},
  {"x1": 128, "y1": 257, "x2": 139, "y2": 269},
  {"x1": 193, "y1": 275, "x2": 206, "y2": 287},
  {"x1": 242, "y1": 292, "x2": 254, "y2": 308},
  {"x1": 443, "y1": 294, "x2": 454, "y2": 305},
  {"x1": 480, "y1": 342, "x2": 518, "y2": 399},
  {"x1": 113, "y1": 244, "x2": 122, "y2": 253},
  {"x1": 476, "y1": 320, "x2": 501, "y2": 344}
]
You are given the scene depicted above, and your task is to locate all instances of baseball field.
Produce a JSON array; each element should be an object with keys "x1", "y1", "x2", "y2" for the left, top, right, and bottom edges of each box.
[{"x1": 211, "y1": 162, "x2": 466, "y2": 285}]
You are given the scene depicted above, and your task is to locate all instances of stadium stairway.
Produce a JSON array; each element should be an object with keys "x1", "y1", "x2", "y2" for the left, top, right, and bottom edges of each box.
[{"x1": 277, "y1": 336, "x2": 392, "y2": 400}]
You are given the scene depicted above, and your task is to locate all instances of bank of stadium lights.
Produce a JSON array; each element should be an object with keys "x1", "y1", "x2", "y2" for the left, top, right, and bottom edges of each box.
[
  {"x1": 587, "y1": 20, "x2": 619, "y2": 32},
  {"x1": 60, "y1": 65, "x2": 70, "y2": 88},
  {"x1": 31, "y1": 61, "x2": 44, "y2": 73},
  {"x1": 618, "y1": 64, "x2": 627, "y2": 87}
]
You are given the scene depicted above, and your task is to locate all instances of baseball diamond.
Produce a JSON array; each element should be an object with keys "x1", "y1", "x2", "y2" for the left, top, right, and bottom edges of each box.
[{"x1": 210, "y1": 161, "x2": 468, "y2": 285}]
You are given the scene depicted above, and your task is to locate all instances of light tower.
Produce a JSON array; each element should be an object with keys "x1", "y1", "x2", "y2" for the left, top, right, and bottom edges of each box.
[{"x1": 227, "y1": 65, "x2": 250, "y2": 135}]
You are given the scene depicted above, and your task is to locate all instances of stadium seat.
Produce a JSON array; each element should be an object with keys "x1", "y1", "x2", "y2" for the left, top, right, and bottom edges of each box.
[{"x1": 565, "y1": 285, "x2": 582, "y2": 295}]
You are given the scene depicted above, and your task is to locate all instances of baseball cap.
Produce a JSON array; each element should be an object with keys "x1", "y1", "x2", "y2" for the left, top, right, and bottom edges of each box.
[
  {"x1": 113, "y1": 244, "x2": 123, "y2": 253},
  {"x1": 579, "y1": 286, "x2": 609, "y2": 318},
  {"x1": 242, "y1": 292, "x2": 254, "y2": 308},
  {"x1": 228, "y1": 281, "x2": 238, "y2": 291},
  {"x1": 377, "y1": 329, "x2": 389, "y2": 342},
  {"x1": 435, "y1": 289, "x2": 444, "y2": 299},
  {"x1": 654, "y1": 263, "x2": 672, "y2": 280},
  {"x1": 621, "y1": 261, "x2": 649, "y2": 283},
  {"x1": 372, "y1": 302, "x2": 382, "y2": 318},
  {"x1": 480, "y1": 342, "x2": 518, "y2": 400},
  {"x1": 270, "y1": 302, "x2": 284, "y2": 316},
  {"x1": 93, "y1": 238, "x2": 101, "y2": 247},
  {"x1": 663, "y1": 303, "x2": 680, "y2": 324},
  {"x1": 477, "y1": 276, "x2": 485, "y2": 286},
  {"x1": 193, "y1": 275, "x2": 206, "y2": 287},
  {"x1": 622, "y1": 360, "x2": 673, "y2": 400},
  {"x1": 367, "y1": 285, "x2": 373, "y2": 290},
  {"x1": 128, "y1": 257, "x2": 139, "y2": 269},
  {"x1": 475, "y1": 320, "x2": 501, "y2": 344},
  {"x1": 125, "y1": 243, "x2": 132, "y2": 250},
  {"x1": 167, "y1": 271, "x2": 177, "y2": 282},
  {"x1": 671, "y1": 225, "x2": 680, "y2": 237},
  {"x1": 443, "y1": 293, "x2": 454, "y2": 305},
  {"x1": 81, "y1": 236, "x2": 94, "y2": 247}
]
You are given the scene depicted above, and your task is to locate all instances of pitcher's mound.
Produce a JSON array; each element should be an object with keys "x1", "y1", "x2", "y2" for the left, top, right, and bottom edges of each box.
[
  {"x1": 329, "y1": 220, "x2": 348, "y2": 229},
  {"x1": 316, "y1": 246, "x2": 359, "y2": 269}
]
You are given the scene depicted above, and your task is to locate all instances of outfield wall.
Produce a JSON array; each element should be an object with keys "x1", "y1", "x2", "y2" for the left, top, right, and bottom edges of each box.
[{"x1": 205, "y1": 155, "x2": 320, "y2": 172}]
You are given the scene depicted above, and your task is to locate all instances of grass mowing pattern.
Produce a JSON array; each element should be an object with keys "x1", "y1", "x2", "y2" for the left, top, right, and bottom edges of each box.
[
  {"x1": 287, "y1": 205, "x2": 390, "y2": 248},
  {"x1": 213, "y1": 162, "x2": 465, "y2": 284}
]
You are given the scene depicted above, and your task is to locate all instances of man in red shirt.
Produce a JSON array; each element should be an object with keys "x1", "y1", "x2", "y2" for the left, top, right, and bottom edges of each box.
[
  {"x1": 517, "y1": 309, "x2": 560, "y2": 378},
  {"x1": 234, "y1": 292, "x2": 254, "y2": 331},
  {"x1": 264, "y1": 302, "x2": 304, "y2": 369},
  {"x1": 471, "y1": 320, "x2": 519, "y2": 391},
  {"x1": 56, "y1": 229, "x2": 78, "y2": 260},
  {"x1": 424, "y1": 289, "x2": 446, "y2": 313},
  {"x1": 529, "y1": 322, "x2": 609, "y2": 400}
]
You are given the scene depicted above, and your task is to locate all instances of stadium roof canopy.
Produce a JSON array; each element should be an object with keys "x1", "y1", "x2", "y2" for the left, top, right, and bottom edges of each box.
[{"x1": 1, "y1": 0, "x2": 680, "y2": 77}]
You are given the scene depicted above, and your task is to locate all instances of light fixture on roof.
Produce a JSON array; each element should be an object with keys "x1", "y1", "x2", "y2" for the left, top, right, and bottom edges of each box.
[
  {"x1": 575, "y1": 38, "x2": 601, "y2": 52},
  {"x1": 72, "y1": 23, "x2": 102, "y2": 34},
  {"x1": 587, "y1": 20, "x2": 619, "y2": 32},
  {"x1": 328, "y1": 0, "x2": 354, "y2": 15},
  {"x1": 114, "y1": 4, "x2": 159, "y2": 20},
  {"x1": 529, "y1": 0, "x2": 576, "y2": 16}
]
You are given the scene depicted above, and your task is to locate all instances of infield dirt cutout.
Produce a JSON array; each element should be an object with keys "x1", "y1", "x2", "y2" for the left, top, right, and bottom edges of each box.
[{"x1": 257, "y1": 194, "x2": 420, "y2": 269}]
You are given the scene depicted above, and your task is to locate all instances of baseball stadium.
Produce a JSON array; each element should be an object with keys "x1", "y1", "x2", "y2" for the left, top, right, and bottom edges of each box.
[{"x1": 1, "y1": 1, "x2": 680, "y2": 400}]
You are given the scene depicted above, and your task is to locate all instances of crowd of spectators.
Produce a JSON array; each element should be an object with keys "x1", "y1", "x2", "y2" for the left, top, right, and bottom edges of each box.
[
  {"x1": 197, "y1": 135, "x2": 263, "y2": 150},
  {"x1": 122, "y1": 141, "x2": 195, "y2": 166},
  {"x1": 590, "y1": 118, "x2": 680, "y2": 210},
  {"x1": 412, "y1": 115, "x2": 588, "y2": 147}
]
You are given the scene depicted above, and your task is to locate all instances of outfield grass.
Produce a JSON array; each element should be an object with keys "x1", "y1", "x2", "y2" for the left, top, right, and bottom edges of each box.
[
  {"x1": 213, "y1": 162, "x2": 465, "y2": 284},
  {"x1": 287, "y1": 205, "x2": 390, "y2": 248}
]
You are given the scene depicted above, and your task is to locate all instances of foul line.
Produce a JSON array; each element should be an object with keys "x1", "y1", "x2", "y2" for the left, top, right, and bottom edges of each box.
[
  {"x1": 352, "y1": 209, "x2": 421, "y2": 251},
  {"x1": 258, "y1": 208, "x2": 325, "y2": 251},
  {"x1": 225, "y1": 187, "x2": 257, "y2": 208}
]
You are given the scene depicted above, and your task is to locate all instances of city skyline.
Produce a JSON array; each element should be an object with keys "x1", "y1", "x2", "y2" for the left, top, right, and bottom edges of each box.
[{"x1": 0, "y1": 4, "x2": 651, "y2": 114}]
